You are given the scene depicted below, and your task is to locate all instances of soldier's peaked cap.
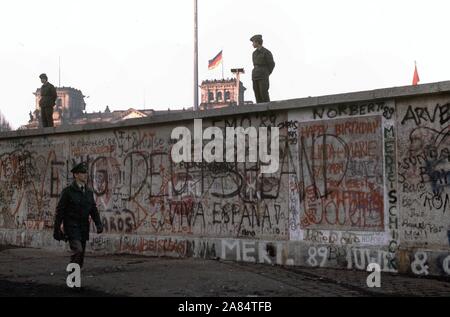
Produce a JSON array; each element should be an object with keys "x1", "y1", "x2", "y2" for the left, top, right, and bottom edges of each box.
[
  {"x1": 71, "y1": 162, "x2": 88, "y2": 174},
  {"x1": 250, "y1": 34, "x2": 263, "y2": 42},
  {"x1": 39, "y1": 73, "x2": 48, "y2": 79}
]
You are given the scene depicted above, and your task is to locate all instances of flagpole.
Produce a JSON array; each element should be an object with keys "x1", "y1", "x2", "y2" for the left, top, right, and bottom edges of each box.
[
  {"x1": 194, "y1": 0, "x2": 199, "y2": 111},
  {"x1": 222, "y1": 49, "x2": 224, "y2": 79},
  {"x1": 58, "y1": 56, "x2": 61, "y2": 87}
]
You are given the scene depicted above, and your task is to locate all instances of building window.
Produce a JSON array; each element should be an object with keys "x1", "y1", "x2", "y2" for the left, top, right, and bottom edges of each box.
[
  {"x1": 217, "y1": 91, "x2": 223, "y2": 102},
  {"x1": 208, "y1": 92, "x2": 214, "y2": 102},
  {"x1": 225, "y1": 91, "x2": 230, "y2": 101}
]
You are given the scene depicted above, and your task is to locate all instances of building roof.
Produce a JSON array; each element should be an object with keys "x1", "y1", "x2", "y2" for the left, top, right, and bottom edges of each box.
[{"x1": 201, "y1": 78, "x2": 239, "y2": 85}]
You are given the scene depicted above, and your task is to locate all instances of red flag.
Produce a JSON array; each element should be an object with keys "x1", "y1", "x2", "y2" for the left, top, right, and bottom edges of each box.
[
  {"x1": 208, "y1": 51, "x2": 223, "y2": 70},
  {"x1": 413, "y1": 63, "x2": 420, "y2": 85}
]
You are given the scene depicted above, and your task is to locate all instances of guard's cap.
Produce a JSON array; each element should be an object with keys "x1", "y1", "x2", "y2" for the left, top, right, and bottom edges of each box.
[
  {"x1": 250, "y1": 34, "x2": 263, "y2": 42},
  {"x1": 39, "y1": 73, "x2": 48, "y2": 80},
  {"x1": 71, "y1": 162, "x2": 88, "y2": 174}
]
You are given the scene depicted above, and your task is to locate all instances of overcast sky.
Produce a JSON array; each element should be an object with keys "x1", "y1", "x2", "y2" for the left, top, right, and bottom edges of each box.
[{"x1": 1, "y1": 0, "x2": 449, "y2": 129}]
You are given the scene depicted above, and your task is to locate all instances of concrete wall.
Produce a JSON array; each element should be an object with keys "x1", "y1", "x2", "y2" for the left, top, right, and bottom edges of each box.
[{"x1": 1, "y1": 82, "x2": 450, "y2": 277}]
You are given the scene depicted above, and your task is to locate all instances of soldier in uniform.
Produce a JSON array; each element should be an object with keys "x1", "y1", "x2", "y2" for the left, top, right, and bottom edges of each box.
[
  {"x1": 250, "y1": 34, "x2": 275, "y2": 103},
  {"x1": 53, "y1": 163, "x2": 103, "y2": 268},
  {"x1": 38, "y1": 73, "x2": 57, "y2": 128}
]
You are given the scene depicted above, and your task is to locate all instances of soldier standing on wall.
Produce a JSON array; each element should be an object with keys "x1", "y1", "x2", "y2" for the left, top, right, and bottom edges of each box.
[
  {"x1": 53, "y1": 162, "x2": 103, "y2": 268},
  {"x1": 38, "y1": 73, "x2": 57, "y2": 128},
  {"x1": 250, "y1": 34, "x2": 275, "y2": 104}
]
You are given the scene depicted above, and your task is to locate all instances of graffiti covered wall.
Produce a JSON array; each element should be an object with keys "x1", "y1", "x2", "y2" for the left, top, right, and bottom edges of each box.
[
  {"x1": 397, "y1": 97, "x2": 450, "y2": 248},
  {"x1": 0, "y1": 114, "x2": 290, "y2": 242},
  {"x1": 1, "y1": 85, "x2": 450, "y2": 277}
]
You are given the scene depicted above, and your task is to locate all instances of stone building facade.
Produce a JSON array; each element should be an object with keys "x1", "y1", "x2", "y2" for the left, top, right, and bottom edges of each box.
[{"x1": 200, "y1": 79, "x2": 248, "y2": 110}]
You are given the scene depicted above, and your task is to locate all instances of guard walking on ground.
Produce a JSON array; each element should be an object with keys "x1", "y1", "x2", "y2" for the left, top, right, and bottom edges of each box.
[
  {"x1": 38, "y1": 73, "x2": 57, "y2": 128},
  {"x1": 53, "y1": 163, "x2": 103, "y2": 268},
  {"x1": 250, "y1": 34, "x2": 275, "y2": 103}
]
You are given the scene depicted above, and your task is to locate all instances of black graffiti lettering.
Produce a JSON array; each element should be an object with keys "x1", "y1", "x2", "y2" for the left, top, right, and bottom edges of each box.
[
  {"x1": 401, "y1": 106, "x2": 420, "y2": 125},
  {"x1": 213, "y1": 202, "x2": 221, "y2": 224},
  {"x1": 123, "y1": 151, "x2": 148, "y2": 200},
  {"x1": 222, "y1": 203, "x2": 231, "y2": 224},
  {"x1": 421, "y1": 192, "x2": 449, "y2": 214},
  {"x1": 274, "y1": 204, "x2": 282, "y2": 225},
  {"x1": 389, "y1": 190, "x2": 398, "y2": 204},
  {"x1": 117, "y1": 218, "x2": 124, "y2": 232},
  {"x1": 259, "y1": 113, "x2": 277, "y2": 128},
  {"x1": 149, "y1": 152, "x2": 169, "y2": 198},
  {"x1": 110, "y1": 217, "x2": 117, "y2": 232},
  {"x1": 262, "y1": 204, "x2": 272, "y2": 229},
  {"x1": 313, "y1": 108, "x2": 325, "y2": 120},
  {"x1": 441, "y1": 103, "x2": 450, "y2": 125},
  {"x1": 313, "y1": 103, "x2": 386, "y2": 120},
  {"x1": 389, "y1": 215, "x2": 398, "y2": 230},
  {"x1": 240, "y1": 205, "x2": 252, "y2": 228},
  {"x1": 328, "y1": 108, "x2": 338, "y2": 119},
  {"x1": 125, "y1": 217, "x2": 133, "y2": 232},
  {"x1": 350, "y1": 104, "x2": 359, "y2": 116},
  {"x1": 193, "y1": 202, "x2": 206, "y2": 227},
  {"x1": 401, "y1": 104, "x2": 450, "y2": 126},
  {"x1": 232, "y1": 204, "x2": 240, "y2": 224},
  {"x1": 168, "y1": 200, "x2": 196, "y2": 227},
  {"x1": 384, "y1": 126, "x2": 395, "y2": 139},
  {"x1": 101, "y1": 209, "x2": 136, "y2": 233}
]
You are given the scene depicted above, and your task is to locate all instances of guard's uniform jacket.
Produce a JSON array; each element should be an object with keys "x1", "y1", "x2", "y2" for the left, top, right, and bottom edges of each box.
[
  {"x1": 252, "y1": 47, "x2": 275, "y2": 80},
  {"x1": 39, "y1": 82, "x2": 57, "y2": 108},
  {"x1": 54, "y1": 182, "x2": 103, "y2": 241}
]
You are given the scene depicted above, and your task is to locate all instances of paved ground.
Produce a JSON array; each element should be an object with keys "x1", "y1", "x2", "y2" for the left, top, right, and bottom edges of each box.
[{"x1": 1, "y1": 245, "x2": 449, "y2": 297}]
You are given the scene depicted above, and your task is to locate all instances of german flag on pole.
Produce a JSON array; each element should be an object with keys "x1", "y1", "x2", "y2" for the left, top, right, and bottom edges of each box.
[{"x1": 208, "y1": 50, "x2": 223, "y2": 70}]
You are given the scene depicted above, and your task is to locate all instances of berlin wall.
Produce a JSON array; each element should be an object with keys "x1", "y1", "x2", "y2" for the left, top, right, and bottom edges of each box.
[{"x1": 1, "y1": 82, "x2": 449, "y2": 277}]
